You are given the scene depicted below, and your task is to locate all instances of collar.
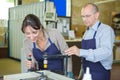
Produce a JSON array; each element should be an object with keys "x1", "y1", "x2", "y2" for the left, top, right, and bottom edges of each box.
[{"x1": 89, "y1": 21, "x2": 100, "y2": 31}]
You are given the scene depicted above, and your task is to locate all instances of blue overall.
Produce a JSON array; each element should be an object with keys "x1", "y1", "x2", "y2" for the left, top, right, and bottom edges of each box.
[
  {"x1": 32, "y1": 38, "x2": 63, "y2": 73},
  {"x1": 81, "y1": 22, "x2": 110, "y2": 80}
]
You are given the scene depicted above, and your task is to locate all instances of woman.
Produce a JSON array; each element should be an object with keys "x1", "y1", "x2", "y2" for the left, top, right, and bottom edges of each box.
[{"x1": 21, "y1": 14, "x2": 72, "y2": 76}]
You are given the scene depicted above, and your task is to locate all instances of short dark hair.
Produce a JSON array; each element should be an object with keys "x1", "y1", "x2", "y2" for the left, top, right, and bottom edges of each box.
[{"x1": 21, "y1": 14, "x2": 44, "y2": 33}]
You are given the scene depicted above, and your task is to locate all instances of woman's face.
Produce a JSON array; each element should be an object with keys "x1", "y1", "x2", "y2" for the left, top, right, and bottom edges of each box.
[{"x1": 24, "y1": 25, "x2": 40, "y2": 42}]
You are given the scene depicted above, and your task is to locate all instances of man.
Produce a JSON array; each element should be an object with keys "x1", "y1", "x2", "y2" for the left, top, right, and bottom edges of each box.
[{"x1": 65, "y1": 3, "x2": 115, "y2": 80}]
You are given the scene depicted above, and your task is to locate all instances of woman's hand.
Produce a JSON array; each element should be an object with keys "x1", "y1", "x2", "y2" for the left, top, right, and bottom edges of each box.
[
  {"x1": 25, "y1": 53, "x2": 33, "y2": 69},
  {"x1": 25, "y1": 60, "x2": 32, "y2": 69}
]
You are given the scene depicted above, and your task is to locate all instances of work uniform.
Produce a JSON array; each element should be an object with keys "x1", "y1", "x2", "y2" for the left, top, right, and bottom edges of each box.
[
  {"x1": 23, "y1": 29, "x2": 72, "y2": 73},
  {"x1": 33, "y1": 38, "x2": 63, "y2": 73},
  {"x1": 81, "y1": 21, "x2": 115, "y2": 80}
]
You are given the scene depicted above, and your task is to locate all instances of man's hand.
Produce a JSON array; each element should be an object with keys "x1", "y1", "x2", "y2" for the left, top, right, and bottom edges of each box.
[{"x1": 65, "y1": 46, "x2": 80, "y2": 56}]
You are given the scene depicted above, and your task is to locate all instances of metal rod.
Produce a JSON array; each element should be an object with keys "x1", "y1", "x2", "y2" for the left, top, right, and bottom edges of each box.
[{"x1": 43, "y1": 54, "x2": 69, "y2": 76}]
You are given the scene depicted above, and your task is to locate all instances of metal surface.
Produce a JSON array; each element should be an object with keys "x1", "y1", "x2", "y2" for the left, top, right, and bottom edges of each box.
[{"x1": 4, "y1": 70, "x2": 74, "y2": 80}]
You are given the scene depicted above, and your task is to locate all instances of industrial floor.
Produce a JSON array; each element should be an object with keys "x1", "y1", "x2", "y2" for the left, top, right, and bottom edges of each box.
[
  {"x1": 0, "y1": 58, "x2": 120, "y2": 80},
  {"x1": 0, "y1": 58, "x2": 21, "y2": 75}
]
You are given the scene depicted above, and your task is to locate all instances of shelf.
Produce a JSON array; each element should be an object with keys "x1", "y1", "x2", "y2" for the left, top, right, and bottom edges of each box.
[{"x1": 0, "y1": 47, "x2": 8, "y2": 58}]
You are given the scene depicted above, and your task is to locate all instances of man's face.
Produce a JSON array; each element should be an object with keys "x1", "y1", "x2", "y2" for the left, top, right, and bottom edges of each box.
[{"x1": 81, "y1": 5, "x2": 99, "y2": 27}]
